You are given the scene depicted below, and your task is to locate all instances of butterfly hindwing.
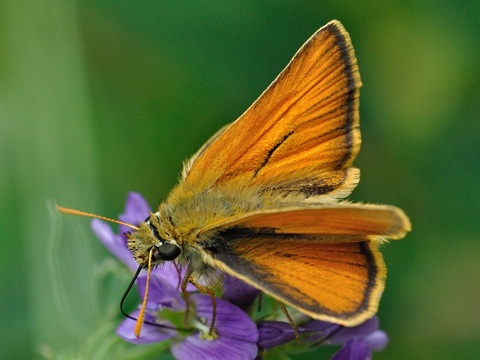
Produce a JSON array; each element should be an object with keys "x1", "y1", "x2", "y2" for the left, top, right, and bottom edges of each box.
[
  {"x1": 200, "y1": 204, "x2": 411, "y2": 240},
  {"x1": 198, "y1": 205, "x2": 410, "y2": 325},
  {"x1": 208, "y1": 233, "x2": 385, "y2": 326}
]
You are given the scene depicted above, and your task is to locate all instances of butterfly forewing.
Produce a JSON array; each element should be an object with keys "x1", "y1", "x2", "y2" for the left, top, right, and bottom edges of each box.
[{"x1": 182, "y1": 20, "x2": 361, "y2": 197}]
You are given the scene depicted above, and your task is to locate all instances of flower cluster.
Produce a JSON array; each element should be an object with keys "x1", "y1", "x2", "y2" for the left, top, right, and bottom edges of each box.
[{"x1": 92, "y1": 192, "x2": 389, "y2": 360}]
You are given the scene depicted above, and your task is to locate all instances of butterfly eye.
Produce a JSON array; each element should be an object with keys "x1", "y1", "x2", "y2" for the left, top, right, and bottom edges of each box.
[{"x1": 153, "y1": 243, "x2": 181, "y2": 261}]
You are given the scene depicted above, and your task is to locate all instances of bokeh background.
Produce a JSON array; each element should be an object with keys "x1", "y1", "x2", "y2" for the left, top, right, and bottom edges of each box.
[{"x1": 1, "y1": 1, "x2": 479, "y2": 359}]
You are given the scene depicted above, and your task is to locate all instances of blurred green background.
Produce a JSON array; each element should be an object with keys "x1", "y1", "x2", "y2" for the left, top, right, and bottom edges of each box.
[{"x1": 1, "y1": 1, "x2": 479, "y2": 359}]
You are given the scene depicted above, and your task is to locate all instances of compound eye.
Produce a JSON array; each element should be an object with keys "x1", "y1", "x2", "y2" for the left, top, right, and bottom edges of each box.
[{"x1": 153, "y1": 243, "x2": 181, "y2": 261}]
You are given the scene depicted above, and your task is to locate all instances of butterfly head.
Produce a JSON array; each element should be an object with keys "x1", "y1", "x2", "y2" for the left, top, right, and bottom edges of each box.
[{"x1": 125, "y1": 212, "x2": 181, "y2": 268}]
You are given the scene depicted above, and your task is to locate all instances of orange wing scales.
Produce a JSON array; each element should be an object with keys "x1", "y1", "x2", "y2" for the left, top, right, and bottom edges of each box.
[
  {"x1": 210, "y1": 236, "x2": 385, "y2": 324},
  {"x1": 265, "y1": 168, "x2": 357, "y2": 197},
  {"x1": 182, "y1": 21, "x2": 361, "y2": 193},
  {"x1": 201, "y1": 205, "x2": 411, "y2": 240}
]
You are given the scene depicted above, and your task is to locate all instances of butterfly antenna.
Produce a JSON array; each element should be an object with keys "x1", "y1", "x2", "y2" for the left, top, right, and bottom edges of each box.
[
  {"x1": 56, "y1": 205, "x2": 139, "y2": 230},
  {"x1": 134, "y1": 247, "x2": 153, "y2": 338}
]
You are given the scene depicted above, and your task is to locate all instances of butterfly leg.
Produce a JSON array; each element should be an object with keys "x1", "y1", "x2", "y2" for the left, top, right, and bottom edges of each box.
[
  {"x1": 180, "y1": 264, "x2": 195, "y2": 325},
  {"x1": 278, "y1": 301, "x2": 301, "y2": 343},
  {"x1": 180, "y1": 265, "x2": 218, "y2": 338},
  {"x1": 189, "y1": 277, "x2": 218, "y2": 338},
  {"x1": 257, "y1": 293, "x2": 263, "y2": 312}
]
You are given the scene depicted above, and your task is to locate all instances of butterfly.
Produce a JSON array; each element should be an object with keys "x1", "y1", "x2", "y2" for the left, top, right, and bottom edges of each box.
[{"x1": 59, "y1": 20, "x2": 410, "y2": 338}]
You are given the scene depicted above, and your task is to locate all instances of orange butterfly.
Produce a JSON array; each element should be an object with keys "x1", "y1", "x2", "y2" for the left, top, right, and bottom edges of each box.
[{"x1": 59, "y1": 20, "x2": 410, "y2": 338}]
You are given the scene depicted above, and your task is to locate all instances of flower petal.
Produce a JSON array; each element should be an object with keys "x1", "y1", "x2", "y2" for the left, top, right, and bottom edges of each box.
[
  {"x1": 193, "y1": 294, "x2": 258, "y2": 343},
  {"x1": 171, "y1": 294, "x2": 258, "y2": 360},
  {"x1": 171, "y1": 331, "x2": 257, "y2": 360},
  {"x1": 364, "y1": 330, "x2": 389, "y2": 351},
  {"x1": 116, "y1": 310, "x2": 176, "y2": 344},
  {"x1": 149, "y1": 262, "x2": 196, "y2": 292},
  {"x1": 119, "y1": 192, "x2": 151, "y2": 235},
  {"x1": 91, "y1": 218, "x2": 137, "y2": 271},
  {"x1": 222, "y1": 275, "x2": 260, "y2": 310},
  {"x1": 136, "y1": 272, "x2": 186, "y2": 311},
  {"x1": 329, "y1": 317, "x2": 379, "y2": 345},
  {"x1": 302, "y1": 319, "x2": 341, "y2": 343},
  {"x1": 331, "y1": 338, "x2": 371, "y2": 360},
  {"x1": 257, "y1": 321, "x2": 298, "y2": 349}
]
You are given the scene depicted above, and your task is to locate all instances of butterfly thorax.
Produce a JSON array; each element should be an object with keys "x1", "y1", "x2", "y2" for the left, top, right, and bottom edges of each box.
[{"x1": 164, "y1": 181, "x2": 278, "y2": 238}]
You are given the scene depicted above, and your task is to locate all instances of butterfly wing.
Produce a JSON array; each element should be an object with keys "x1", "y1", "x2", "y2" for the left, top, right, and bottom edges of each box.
[
  {"x1": 200, "y1": 204, "x2": 410, "y2": 240},
  {"x1": 182, "y1": 20, "x2": 361, "y2": 200},
  {"x1": 161, "y1": 20, "x2": 410, "y2": 325},
  {"x1": 199, "y1": 205, "x2": 410, "y2": 325},
  {"x1": 212, "y1": 236, "x2": 384, "y2": 326}
]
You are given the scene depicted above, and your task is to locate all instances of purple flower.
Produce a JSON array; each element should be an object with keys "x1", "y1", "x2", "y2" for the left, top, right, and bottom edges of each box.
[
  {"x1": 257, "y1": 321, "x2": 299, "y2": 349},
  {"x1": 222, "y1": 274, "x2": 260, "y2": 310},
  {"x1": 92, "y1": 192, "x2": 390, "y2": 360},
  {"x1": 91, "y1": 192, "x2": 148, "y2": 271},
  {"x1": 300, "y1": 316, "x2": 388, "y2": 360},
  {"x1": 171, "y1": 294, "x2": 258, "y2": 360},
  {"x1": 92, "y1": 192, "x2": 259, "y2": 359},
  {"x1": 116, "y1": 308, "x2": 177, "y2": 344},
  {"x1": 256, "y1": 316, "x2": 388, "y2": 359},
  {"x1": 331, "y1": 338, "x2": 371, "y2": 360}
]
